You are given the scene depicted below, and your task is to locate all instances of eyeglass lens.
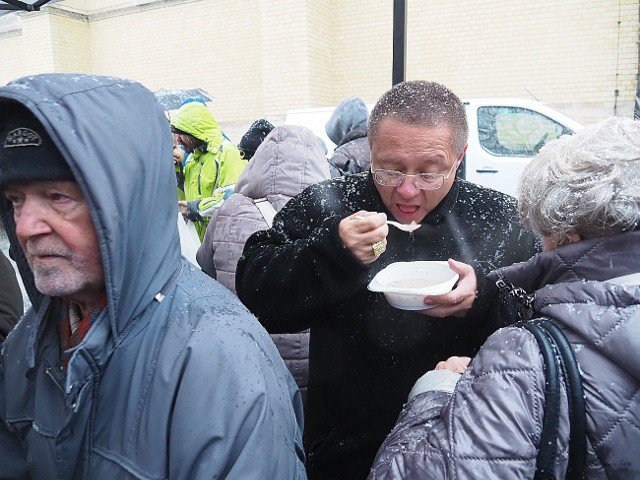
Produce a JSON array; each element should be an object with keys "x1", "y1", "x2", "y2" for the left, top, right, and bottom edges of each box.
[{"x1": 374, "y1": 170, "x2": 444, "y2": 190}]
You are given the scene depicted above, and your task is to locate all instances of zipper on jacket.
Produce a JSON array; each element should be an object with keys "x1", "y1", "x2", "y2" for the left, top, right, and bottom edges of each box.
[
  {"x1": 45, "y1": 365, "x2": 66, "y2": 395},
  {"x1": 212, "y1": 157, "x2": 220, "y2": 190}
]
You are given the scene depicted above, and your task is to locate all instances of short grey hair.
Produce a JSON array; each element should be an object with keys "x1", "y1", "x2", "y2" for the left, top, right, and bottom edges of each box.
[
  {"x1": 518, "y1": 116, "x2": 640, "y2": 241},
  {"x1": 368, "y1": 80, "x2": 468, "y2": 156}
]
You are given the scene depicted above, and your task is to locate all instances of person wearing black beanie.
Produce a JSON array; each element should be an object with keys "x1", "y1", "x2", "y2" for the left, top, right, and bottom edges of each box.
[{"x1": 238, "y1": 118, "x2": 275, "y2": 160}]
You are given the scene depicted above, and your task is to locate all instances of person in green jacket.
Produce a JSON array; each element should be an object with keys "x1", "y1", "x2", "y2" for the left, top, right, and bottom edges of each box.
[{"x1": 171, "y1": 102, "x2": 246, "y2": 240}]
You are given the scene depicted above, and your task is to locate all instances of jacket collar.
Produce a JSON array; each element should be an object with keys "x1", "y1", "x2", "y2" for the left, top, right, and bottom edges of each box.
[{"x1": 488, "y1": 230, "x2": 640, "y2": 294}]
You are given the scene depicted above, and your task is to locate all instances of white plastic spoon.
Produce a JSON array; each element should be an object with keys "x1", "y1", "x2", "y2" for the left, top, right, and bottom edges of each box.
[
  {"x1": 387, "y1": 220, "x2": 421, "y2": 233},
  {"x1": 354, "y1": 215, "x2": 421, "y2": 233}
]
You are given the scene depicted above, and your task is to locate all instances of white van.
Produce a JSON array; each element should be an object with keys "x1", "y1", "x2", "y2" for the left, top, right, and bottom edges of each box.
[
  {"x1": 285, "y1": 98, "x2": 583, "y2": 197},
  {"x1": 462, "y1": 99, "x2": 583, "y2": 196}
]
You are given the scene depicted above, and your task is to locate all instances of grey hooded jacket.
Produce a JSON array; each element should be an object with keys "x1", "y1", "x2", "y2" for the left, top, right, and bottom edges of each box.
[
  {"x1": 197, "y1": 125, "x2": 330, "y2": 400},
  {"x1": 369, "y1": 231, "x2": 640, "y2": 479},
  {"x1": 325, "y1": 96, "x2": 370, "y2": 175},
  {"x1": 0, "y1": 74, "x2": 305, "y2": 479}
]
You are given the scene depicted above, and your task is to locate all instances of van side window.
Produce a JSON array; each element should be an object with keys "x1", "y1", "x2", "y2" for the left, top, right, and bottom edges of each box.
[{"x1": 477, "y1": 106, "x2": 573, "y2": 157}]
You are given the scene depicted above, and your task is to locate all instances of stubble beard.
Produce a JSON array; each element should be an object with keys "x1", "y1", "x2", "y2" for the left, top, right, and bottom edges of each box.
[
  {"x1": 26, "y1": 241, "x2": 96, "y2": 299},
  {"x1": 32, "y1": 261, "x2": 92, "y2": 299}
]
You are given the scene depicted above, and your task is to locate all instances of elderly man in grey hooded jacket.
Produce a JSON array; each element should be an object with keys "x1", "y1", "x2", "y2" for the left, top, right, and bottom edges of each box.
[
  {"x1": 369, "y1": 116, "x2": 640, "y2": 479},
  {"x1": 0, "y1": 73, "x2": 305, "y2": 480}
]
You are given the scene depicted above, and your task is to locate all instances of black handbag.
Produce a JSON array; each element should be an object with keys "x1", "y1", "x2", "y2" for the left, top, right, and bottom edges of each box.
[{"x1": 522, "y1": 318, "x2": 587, "y2": 480}]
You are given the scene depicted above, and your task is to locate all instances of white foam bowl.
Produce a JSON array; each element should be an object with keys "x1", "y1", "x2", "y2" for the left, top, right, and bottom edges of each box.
[{"x1": 368, "y1": 261, "x2": 459, "y2": 311}]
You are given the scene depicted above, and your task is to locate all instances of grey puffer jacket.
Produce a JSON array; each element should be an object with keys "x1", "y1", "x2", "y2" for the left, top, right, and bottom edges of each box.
[
  {"x1": 369, "y1": 231, "x2": 640, "y2": 479},
  {"x1": 197, "y1": 125, "x2": 330, "y2": 400},
  {"x1": 0, "y1": 74, "x2": 305, "y2": 479}
]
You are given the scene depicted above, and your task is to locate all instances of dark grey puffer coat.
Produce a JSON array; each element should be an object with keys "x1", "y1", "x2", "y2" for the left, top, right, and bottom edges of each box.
[
  {"x1": 369, "y1": 231, "x2": 640, "y2": 479},
  {"x1": 0, "y1": 74, "x2": 305, "y2": 479},
  {"x1": 197, "y1": 125, "x2": 330, "y2": 402},
  {"x1": 328, "y1": 125, "x2": 370, "y2": 175}
]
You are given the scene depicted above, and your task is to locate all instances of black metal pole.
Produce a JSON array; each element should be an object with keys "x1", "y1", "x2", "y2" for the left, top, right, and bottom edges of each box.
[
  {"x1": 392, "y1": 0, "x2": 407, "y2": 85},
  {"x1": 0, "y1": 0, "x2": 32, "y2": 11}
]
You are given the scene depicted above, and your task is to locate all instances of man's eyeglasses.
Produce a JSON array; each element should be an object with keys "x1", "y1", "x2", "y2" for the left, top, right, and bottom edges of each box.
[{"x1": 372, "y1": 161, "x2": 457, "y2": 190}]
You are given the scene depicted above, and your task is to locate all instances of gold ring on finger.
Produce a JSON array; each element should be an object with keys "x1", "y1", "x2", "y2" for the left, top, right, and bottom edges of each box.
[{"x1": 372, "y1": 241, "x2": 386, "y2": 258}]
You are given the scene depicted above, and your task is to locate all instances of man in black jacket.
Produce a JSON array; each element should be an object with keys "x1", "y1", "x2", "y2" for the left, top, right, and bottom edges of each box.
[{"x1": 236, "y1": 80, "x2": 541, "y2": 479}]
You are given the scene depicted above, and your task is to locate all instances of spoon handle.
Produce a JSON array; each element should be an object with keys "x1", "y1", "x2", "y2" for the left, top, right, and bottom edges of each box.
[{"x1": 387, "y1": 220, "x2": 421, "y2": 232}]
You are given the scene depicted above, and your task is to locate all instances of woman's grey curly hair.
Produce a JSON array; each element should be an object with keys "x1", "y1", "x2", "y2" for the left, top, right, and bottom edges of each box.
[
  {"x1": 368, "y1": 80, "x2": 468, "y2": 157},
  {"x1": 518, "y1": 116, "x2": 640, "y2": 241}
]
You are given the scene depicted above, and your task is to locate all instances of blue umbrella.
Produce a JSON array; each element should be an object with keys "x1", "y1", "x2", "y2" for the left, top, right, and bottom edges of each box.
[{"x1": 154, "y1": 88, "x2": 214, "y2": 111}]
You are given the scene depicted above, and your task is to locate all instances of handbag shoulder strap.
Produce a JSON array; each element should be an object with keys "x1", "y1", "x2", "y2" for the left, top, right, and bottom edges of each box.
[
  {"x1": 253, "y1": 197, "x2": 277, "y2": 228},
  {"x1": 524, "y1": 321, "x2": 561, "y2": 479},
  {"x1": 523, "y1": 319, "x2": 586, "y2": 480},
  {"x1": 537, "y1": 319, "x2": 587, "y2": 479}
]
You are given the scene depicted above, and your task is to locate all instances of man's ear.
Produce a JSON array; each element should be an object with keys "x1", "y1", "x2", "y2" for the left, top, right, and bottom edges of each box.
[{"x1": 457, "y1": 145, "x2": 468, "y2": 162}]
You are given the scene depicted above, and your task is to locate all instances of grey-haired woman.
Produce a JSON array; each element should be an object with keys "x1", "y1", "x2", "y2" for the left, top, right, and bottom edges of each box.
[{"x1": 370, "y1": 116, "x2": 640, "y2": 479}]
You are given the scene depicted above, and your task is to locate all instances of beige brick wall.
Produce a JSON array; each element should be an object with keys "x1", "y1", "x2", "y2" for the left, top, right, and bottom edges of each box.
[
  {"x1": 406, "y1": 0, "x2": 638, "y2": 123},
  {"x1": 0, "y1": 0, "x2": 638, "y2": 140},
  {"x1": 1, "y1": 13, "x2": 56, "y2": 77},
  {"x1": 50, "y1": 13, "x2": 91, "y2": 72},
  {"x1": 330, "y1": 1, "x2": 393, "y2": 104}
]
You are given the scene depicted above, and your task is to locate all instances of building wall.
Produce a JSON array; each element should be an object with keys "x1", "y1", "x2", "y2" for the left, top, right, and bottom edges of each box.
[
  {"x1": 407, "y1": 0, "x2": 639, "y2": 123},
  {"x1": 50, "y1": 11, "x2": 91, "y2": 72},
  {"x1": 0, "y1": 0, "x2": 638, "y2": 140},
  {"x1": 1, "y1": 13, "x2": 56, "y2": 75},
  {"x1": 330, "y1": 1, "x2": 393, "y2": 103}
]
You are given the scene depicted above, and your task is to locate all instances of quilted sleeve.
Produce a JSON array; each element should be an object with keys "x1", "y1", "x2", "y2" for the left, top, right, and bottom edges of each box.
[{"x1": 369, "y1": 326, "x2": 550, "y2": 479}]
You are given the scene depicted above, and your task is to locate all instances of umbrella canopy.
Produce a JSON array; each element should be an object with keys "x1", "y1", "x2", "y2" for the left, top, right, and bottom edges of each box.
[{"x1": 153, "y1": 88, "x2": 214, "y2": 111}]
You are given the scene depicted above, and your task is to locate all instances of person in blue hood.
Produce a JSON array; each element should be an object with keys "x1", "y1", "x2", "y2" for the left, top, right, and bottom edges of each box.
[
  {"x1": 325, "y1": 96, "x2": 371, "y2": 176},
  {"x1": 0, "y1": 73, "x2": 306, "y2": 479}
]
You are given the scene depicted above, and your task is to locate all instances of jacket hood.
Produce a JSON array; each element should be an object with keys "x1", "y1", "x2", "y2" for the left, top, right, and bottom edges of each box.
[
  {"x1": 170, "y1": 102, "x2": 223, "y2": 152},
  {"x1": 0, "y1": 73, "x2": 180, "y2": 344},
  {"x1": 325, "y1": 96, "x2": 368, "y2": 145},
  {"x1": 335, "y1": 124, "x2": 368, "y2": 149},
  {"x1": 488, "y1": 230, "x2": 640, "y2": 381},
  {"x1": 236, "y1": 125, "x2": 330, "y2": 199}
]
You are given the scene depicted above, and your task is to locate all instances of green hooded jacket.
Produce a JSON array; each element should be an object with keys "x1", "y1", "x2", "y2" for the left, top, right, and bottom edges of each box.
[{"x1": 171, "y1": 102, "x2": 246, "y2": 239}]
